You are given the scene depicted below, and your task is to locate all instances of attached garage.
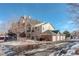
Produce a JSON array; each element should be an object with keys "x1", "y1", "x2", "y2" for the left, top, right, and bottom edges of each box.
[
  {"x1": 52, "y1": 36, "x2": 57, "y2": 42},
  {"x1": 40, "y1": 35, "x2": 52, "y2": 41},
  {"x1": 60, "y1": 36, "x2": 63, "y2": 40},
  {"x1": 40, "y1": 30, "x2": 56, "y2": 41},
  {"x1": 62, "y1": 36, "x2": 65, "y2": 40},
  {"x1": 40, "y1": 30, "x2": 65, "y2": 42},
  {"x1": 60, "y1": 34, "x2": 65, "y2": 41}
]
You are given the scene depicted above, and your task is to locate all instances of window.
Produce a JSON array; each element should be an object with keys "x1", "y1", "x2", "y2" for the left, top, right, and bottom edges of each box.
[
  {"x1": 35, "y1": 27, "x2": 39, "y2": 31},
  {"x1": 19, "y1": 32, "x2": 26, "y2": 37},
  {"x1": 32, "y1": 30, "x2": 34, "y2": 32},
  {"x1": 27, "y1": 27, "x2": 31, "y2": 32},
  {"x1": 28, "y1": 27, "x2": 31, "y2": 30},
  {"x1": 32, "y1": 36, "x2": 34, "y2": 39},
  {"x1": 35, "y1": 27, "x2": 37, "y2": 29},
  {"x1": 27, "y1": 34, "x2": 30, "y2": 38},
  {"x1": 27, "y1": 30, "x2": 30, "y2": 32}
]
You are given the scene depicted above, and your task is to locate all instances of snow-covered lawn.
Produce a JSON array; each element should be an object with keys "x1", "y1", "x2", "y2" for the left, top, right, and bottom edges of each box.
[{"x1": 0, "y1": 40, "x2": 37, "y2": 46}]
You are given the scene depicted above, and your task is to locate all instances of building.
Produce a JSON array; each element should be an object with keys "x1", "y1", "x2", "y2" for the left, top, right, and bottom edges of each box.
[
  {"x1": 34, "y1": 22, "x2": 55, "y2": 32},
  {"x1": 9, "y1": 16, "x2": 41, "y2": 41},
  {"x1": 9, "y1": 16, "x2": 65, "y2": 41},
  {"x1": 71, "y1": 30, "x2": 79, "y2": 39},
  {"x1": 32, "y1": 22, "x2": 55, "y2": 40},
  {"x1": 40, "y1": 30, "x2": 65, "y2": 41}
]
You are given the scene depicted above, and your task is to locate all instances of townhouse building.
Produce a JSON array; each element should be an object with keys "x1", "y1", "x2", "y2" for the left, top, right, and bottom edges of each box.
[{"x1": 9, "y1": 16, "x2": 65, "y2": 41}]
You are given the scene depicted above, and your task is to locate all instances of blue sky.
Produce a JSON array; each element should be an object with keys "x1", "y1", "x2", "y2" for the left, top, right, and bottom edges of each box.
[{"x1": 0, "y1": 3, "x2": 75, "y2": 32}]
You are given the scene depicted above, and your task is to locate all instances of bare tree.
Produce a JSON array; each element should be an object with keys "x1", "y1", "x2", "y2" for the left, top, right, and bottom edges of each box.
[
  {"x1": 5, "y1": 16, "x2": 19, "y2": 33},
  {"x1": 68, "y1": 3, "x2": 79, "y2": 29}
]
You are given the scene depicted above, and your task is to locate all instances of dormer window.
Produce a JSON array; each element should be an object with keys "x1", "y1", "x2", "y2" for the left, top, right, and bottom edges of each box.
[{"x1": 35, "y1": 27, "x2": 37, "y2": 29}]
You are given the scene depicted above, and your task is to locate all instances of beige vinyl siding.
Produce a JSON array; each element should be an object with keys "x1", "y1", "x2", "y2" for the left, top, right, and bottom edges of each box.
[{"x1": 42, "y1": 23, "x2": 55, "y2": 32}]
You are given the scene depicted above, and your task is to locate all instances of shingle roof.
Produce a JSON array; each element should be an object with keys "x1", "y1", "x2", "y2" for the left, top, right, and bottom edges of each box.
[
  {"x1": 52, "y1": 30, "x2": 65, "y2": 36},
  {"x1": 18, "y1": 16, "x2": 41, "y2": 26},
  {"x1": 34, "y1": 23, "x2": 45, "y2": 27},
  {"x1": 60, "y1": 33, "x2": 65, "y2": 36},
  {"x1": 41, "y1": 30, "x2": 65, "y2": 36},
  {"x1": 52, "y1": 30, "x2": 60, "y2": 34},
  {"x1": 41, "y1": 30, "x2": 56, "y2": 35},
  {"x1": 30, "y1": 19, "x2": 42, "y2": 26}
]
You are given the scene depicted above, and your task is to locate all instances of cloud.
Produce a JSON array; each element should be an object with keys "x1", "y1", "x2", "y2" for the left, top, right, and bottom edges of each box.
[
  {"x1": 60, "y1": 20, "x2": 75, "y2": 32},
  {"x1": 0, "y1": 20, "x2": 3, "y2": 24},
  {"x1": 67, "y1": 20, "x2": 74, "y2": 24}
]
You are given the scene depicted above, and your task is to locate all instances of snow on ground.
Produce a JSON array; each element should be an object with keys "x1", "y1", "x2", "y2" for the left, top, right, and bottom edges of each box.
[
  {"x1": 71, "y1": 43, "x2": 79, "y2": 49},
  {"x1": 0, "y1": 40, "x2": 37, "y2": 46},
  {"x1": 0, "y1": 40, "x2": 39, "y2": 56},
  {"x1": 1, "y1": 39, "x2": 79, "y2": 56},
  {"x1": 49, "y1": 42, "x2": 79, "y2": 56},
  {"x1": 65, "y1": 42, "x2": 79, "y2": 56}
]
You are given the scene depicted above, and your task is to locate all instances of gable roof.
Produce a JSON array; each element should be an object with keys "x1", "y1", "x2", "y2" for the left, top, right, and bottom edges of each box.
[
  {"x1": 61, "y1": 33, "x2": 65, "y2": 36},
  {"x1": 45, "y1": 22, "x2": 55, "y2": 30},
  {"x1": 52, "y1": 30, "x2": 65, "y2": 36},
  {"x1": 30, "y1": 19, "x2": 41, "y2": 26},
  {"x1": 18, "y1": 16, "x2": 41, "y2": 26},
  {"x1": 34, "y1": 23, "x2": 44, "y2": 27},
  {"x1": 41, "y1": 30, "x2": 56, "y2": 35},
  {"x1": 41, "y1": 30, "x2": 65, "y2": 36},
  {"x1": 52, "y1": 30, "x2": 60, "y2": 34}
]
